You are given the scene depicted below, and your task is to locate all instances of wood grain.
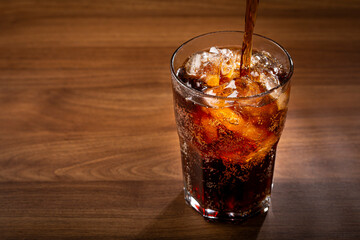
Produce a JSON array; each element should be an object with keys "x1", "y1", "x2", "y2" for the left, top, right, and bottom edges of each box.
[{"x1": 0, "y1": 0, "x2": 359, "y2": 239}]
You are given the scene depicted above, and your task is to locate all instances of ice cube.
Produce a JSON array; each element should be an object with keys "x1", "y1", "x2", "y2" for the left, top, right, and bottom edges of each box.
[
  {"x1": 203, "y1": 79, "x2": 238, "y2": 108},
  {"x1": 204, "y1": 107, "x2": 268, "y2": 142},
  {"x1": 251, "y1": 50, "x2": 284, "y2": 76},
  {"x1": 209, "y1": 46, "x2": 220, "y2": 54},
  {"x1": 235, "y1": 76, "x2": 264, "y2": 97},
  {"x1": 219, "y1": 48, "x2": 241, "y2": 80},
  {"x1": 209, "y1": 47, "x2": 240, "y2": 82},
  {"x1": 205, "y1": 79, "x2": 237, "y2": 97},
  {"x1": 203, "y1": 76, "x2": 265, "y2": 109},
  {"x1": 258, "y1": 72, "x2": 280, "y2": 91},
  {"x1": 276, "y1": 88, "x2": 290, "y2": 110},
  {"x1": 200, "y1": 114, "x2": 219, "y2": 144},
  {"x1": 184, "y1": 51, "x2": 221, "y2": 87},
  {"x1": 184, "y1": 48, "x2": 243, "y2": 87},
  {"x1": 205, "y1": 77, "x2": 263, "y2": 98},
  {"x1": 244, "y1": 134, "x2": 278, "y2": 162},
  {"x1": 220, "y1": 57, "x2": 235, "y2": 79}
]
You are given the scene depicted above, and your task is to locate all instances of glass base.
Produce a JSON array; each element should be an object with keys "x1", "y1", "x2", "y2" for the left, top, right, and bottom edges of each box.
[{"x1": 184, "y1": 189, "x2": 270, "y2": 222}]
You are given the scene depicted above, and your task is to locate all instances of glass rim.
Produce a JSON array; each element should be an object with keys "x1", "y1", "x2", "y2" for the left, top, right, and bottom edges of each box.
[{"x1": 170, "y1": 31, "x2": 294, "y2": 100}]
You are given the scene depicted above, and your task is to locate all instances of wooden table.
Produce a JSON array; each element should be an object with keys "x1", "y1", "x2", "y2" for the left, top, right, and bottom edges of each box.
[{"x1": 0, "y1": 0, "x2": 359, "y2": 239}]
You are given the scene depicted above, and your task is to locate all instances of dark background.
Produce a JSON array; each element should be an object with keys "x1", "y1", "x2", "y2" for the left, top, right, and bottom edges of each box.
[{"x1": 0, "y1": 0, "x2": 359, "y2": 239}]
